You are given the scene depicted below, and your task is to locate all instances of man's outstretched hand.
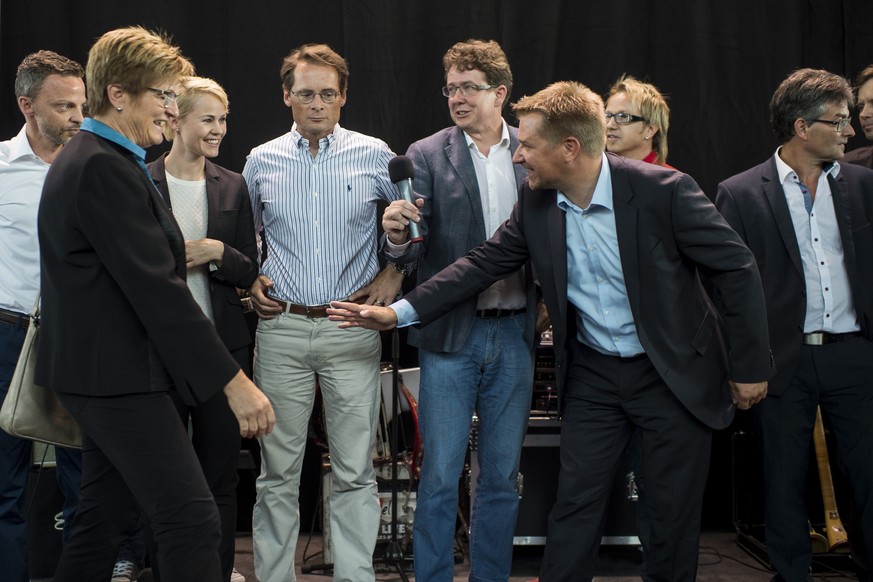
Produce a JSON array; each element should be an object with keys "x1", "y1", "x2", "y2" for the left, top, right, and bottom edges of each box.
[{"x1": 327, "y1": 301, "x2": 399, "y2": 331}]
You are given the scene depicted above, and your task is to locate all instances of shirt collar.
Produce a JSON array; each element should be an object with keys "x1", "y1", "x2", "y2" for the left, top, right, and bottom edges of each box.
[
  {"x1": 462, "y1": 119, "x2": 511, "y2": 152},
  {"x1": 291, "y1": 122, "x2": 339, "y2": 150},
  {"x1": 6, "y1": 125, "x2": 44, "y2": 163},
  {"x1": 773, "y1": 146, "x2": 840, "y2": 185},
  {"x1": 557, "y1": 152, "x2": 613, "y2": 212},
  {"x1": 81, "y1": 118, "x2": 147, "y2": 161}
]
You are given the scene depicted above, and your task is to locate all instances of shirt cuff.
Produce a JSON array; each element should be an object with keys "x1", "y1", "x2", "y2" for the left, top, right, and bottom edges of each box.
[
  {"x1": 385, "y1": 238, "x2": 412, "y2": 258},
  {"x1": 390, "y1": 298, "x2": 420, "y2": 327}
]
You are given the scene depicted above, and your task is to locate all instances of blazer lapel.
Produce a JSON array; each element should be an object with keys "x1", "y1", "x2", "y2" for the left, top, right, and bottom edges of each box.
[
  {"x1": 140, "y1": 162, "x2": 185, "y2": 279},
  {"x1": 148, "y1": 153, "x2": 172, "y2": 208},
  {"x1": 609, "y1": 158, "x2": 642, "y2": 329},
  {"x1": 445, "y1": 127, "x2": 487, "y2": 240},
  {"x1": 828, "y1": 171, "x2": 857, "y2": 279},
  {"x1": 204, "y1": 159, "x2": 221, "y2": 239},
  {"x1": 761, "y1": 160, "x2": 804, "y2": 277},
  {"x1": 547, "y1": 197, "x2": 568, "y2": 326},
  {"x1": 508, "y1": 128, "x2": 526, "y2": 188}
]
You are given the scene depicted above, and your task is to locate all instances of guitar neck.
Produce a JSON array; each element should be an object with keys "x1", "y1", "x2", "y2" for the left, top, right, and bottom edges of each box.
[{"x1": 812, "y1": 407, "x2": 849, "y2": 550}]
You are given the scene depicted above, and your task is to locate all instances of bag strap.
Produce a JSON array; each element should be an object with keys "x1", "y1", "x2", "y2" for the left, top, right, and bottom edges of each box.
[{"x1": 30, "y1": 290, "x2": 40, "y2": 320}]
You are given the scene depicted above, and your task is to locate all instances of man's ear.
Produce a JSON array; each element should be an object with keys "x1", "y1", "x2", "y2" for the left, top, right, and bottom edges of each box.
[
  {"x1": 793, "y1": 117, "x2": 809, "y2": 141},
  {"x1": 18, "y1": 95, "x2": 33, "y2": 118},
  {"x1": 563, "y1": 136, "x2": 582, "y2": 161}
]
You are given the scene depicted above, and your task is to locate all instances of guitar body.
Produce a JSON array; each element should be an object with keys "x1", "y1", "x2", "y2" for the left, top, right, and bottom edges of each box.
[{"x1": 808, "y1": 521, "x2": 829, "y2": 554}]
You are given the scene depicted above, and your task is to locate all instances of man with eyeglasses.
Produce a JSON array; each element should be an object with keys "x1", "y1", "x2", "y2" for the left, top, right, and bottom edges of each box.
[
  {"x1": 381, "y1": 39, "x2": 541, "y2": 581},
  {"x1": 844, "y1": 65, "x2": 873, "y2": 169},
  {"x1": 242, "y1": 43, "x2": 403, "y2": 582},
  {"x1": 716, "y1": 68, "x2": 873, "y2": 582}
]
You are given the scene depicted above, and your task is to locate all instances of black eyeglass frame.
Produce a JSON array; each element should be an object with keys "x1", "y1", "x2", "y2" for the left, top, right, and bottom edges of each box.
[
  {"x1": 605, "y1": 111, "x2": 647, "y2": 125},
  {"x1": 808, "y1": 118, "x2": 851, "y2": 132}
]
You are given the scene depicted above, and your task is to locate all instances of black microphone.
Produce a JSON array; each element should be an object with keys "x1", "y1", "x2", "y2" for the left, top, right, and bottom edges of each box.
[{"x1": 388, "y1": 155, "x2": 423, "y2": 243}]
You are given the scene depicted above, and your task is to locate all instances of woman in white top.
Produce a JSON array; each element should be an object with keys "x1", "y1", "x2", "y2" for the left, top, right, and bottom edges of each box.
[{"x1": 147, "y1": 76, "x2": 258, "y2": 582}]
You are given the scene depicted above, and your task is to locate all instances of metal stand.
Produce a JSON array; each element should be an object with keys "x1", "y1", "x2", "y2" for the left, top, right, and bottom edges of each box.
[{"x1": 375, "y1": 327, "x2": 410, "y2": 580}]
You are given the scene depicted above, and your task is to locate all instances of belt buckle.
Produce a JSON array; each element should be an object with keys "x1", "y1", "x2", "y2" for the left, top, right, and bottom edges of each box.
[
  {"x1": 804, "y1": 332, "x2": 825, "y2": 346},
  {"x1": 305, "y1": 304, "x2": 328, "y2": 318}
]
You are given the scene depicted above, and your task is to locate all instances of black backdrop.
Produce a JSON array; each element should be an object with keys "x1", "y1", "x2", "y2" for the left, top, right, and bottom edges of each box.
[
  {"x1": 2, "y1": 0, "x2": 873, "y2": 197},
  {"x1": 3, "y1": 0, "x2": 872, "y2": 531}
]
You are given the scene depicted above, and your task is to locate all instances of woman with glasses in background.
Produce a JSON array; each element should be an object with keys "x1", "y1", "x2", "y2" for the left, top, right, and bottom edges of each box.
[{"x1": 605, "y1": 74, "x2": 675, "y2": 169}]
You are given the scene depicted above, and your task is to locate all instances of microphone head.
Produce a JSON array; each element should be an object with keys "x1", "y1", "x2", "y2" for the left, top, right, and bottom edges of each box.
[{"x1": 388, "y1": 155, "x2": 415, "y2": 183}]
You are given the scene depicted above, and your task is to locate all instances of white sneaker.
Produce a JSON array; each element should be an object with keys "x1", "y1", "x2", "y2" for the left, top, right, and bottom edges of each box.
[
  {"x1": 230, "y1": 568, "x2": 246, "y2": 582},
  {"x1": 111, "y1": 559, "x2": 143, "y2": 582}
]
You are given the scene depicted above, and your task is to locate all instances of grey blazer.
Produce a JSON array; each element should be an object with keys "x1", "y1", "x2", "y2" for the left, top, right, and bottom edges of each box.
[{"x1": 388, "y1": 124, "x2": 535, "y2": 353}]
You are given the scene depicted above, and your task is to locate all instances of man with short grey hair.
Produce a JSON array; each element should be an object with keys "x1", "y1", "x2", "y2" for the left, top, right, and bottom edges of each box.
[
  {"x1": 0, "y1": 49, "x2": 86, "y2": 582},
  {"x1": 717, "y1": 68, "x2": 873, "y2": 582}
]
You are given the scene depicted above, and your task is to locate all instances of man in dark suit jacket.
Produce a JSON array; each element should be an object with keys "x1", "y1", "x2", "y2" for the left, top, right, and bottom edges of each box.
[
  {"x1": 844, "y1": 64, "x2": 873, "y2": 169},
  {"x1": 331, "y1": 81, "x2": 772, "y2": 581},
  {"x1": 381, "y1": 40, "x2": 537, "y2": 581},
  {"x1": 716, "y1": 68, "x2": 873, "y2": 582}
]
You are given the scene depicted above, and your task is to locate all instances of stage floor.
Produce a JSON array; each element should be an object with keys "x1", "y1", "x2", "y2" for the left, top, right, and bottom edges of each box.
[{"x1": 46, "y1": 530, "x2": 852, "y2": 581}]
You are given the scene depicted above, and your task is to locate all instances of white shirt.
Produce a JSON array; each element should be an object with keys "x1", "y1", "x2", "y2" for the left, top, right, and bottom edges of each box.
[
  {"x1": 0, "y1": 126, "x2": 49, "y2": 314},
  {"x1": 166, "y1": 172, "x2": 214, "y2": 322},
  {"x1": 463, "y1": 120, "x2": 526, "y2": 310},
  {"x1": 774, "y1": 149, "x2": 859, "y2": 333}
]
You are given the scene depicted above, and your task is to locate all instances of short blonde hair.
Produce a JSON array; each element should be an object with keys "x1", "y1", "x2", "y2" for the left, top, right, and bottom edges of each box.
[
  {"x1": 512, "y1": 81, "x2": 606, "y2": 157},
  {"x1": 607, "y1": 75, "x2": 671, "y2": 164},
  {"x1": 163, "y1": 76, "x2": 229, "y2": 141},
  {"x1": 86, "y1": 26, "x2": 194, "y2": 116}
]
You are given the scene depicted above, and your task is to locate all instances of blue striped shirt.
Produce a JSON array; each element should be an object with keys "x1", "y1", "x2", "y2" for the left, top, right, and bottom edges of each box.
[{"x1": 243, "y1": 124, "x2": 399, "y2": 305}]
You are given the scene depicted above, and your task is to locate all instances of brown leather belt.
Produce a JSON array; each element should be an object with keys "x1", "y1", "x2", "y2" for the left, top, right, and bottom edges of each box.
[
  {"x1": 0, "y1": 308, "x2": 29, "y2": 329},
  {"x1": 272, "y1": 296, "x2": 366, "y2": 319},
  {"x1": 475, "y1": 308, "x2": 526, "y2": 319},
  {"x1": 802, "y1": 331, "x2": 862, "y2": 346}
]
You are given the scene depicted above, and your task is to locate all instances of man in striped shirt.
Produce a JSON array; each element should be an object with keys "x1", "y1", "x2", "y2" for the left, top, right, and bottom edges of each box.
[{"x1": 242, "y1": 44, "x2": 402, "y2": 582}]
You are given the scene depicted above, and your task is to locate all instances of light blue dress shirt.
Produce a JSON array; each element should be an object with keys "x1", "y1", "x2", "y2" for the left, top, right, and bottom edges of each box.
[{"x1": 558, "y1": 153, "x2": 644, "y2": 357}]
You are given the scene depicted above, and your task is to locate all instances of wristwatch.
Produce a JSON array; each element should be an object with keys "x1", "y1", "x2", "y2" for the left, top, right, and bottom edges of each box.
[{"x1": 391, "y1": 262, "x2": 414, "y2": 278}]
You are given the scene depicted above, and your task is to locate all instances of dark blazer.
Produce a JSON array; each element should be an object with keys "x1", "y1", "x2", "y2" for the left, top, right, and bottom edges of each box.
[
  {"x1": 843, "y1": 145, "x2": 873, "y2": 169},
  {"x1": 390, "y1": 124, "x2": 535, "y2": 352},
  {"x1": 403, "y1": 154, "x2": 773, "y2": 429},
  {"x1": 148, "y1": 154, "x2": 258, "y2": 355},
  {"x1": 37, "y1": 130, "x2": 239, "y2": 406},
  {"x1": 715, "y1": 157, "x2": 873, "y2": 395}
]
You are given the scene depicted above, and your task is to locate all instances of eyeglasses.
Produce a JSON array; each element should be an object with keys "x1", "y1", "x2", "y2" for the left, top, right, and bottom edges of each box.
[
  {"x1": 605, "y1": 112, "x2": 647, "y2": 125},
  {"x1": 289, "y1": 89, "x2": 341, "y2": 104},
  {"x1": 146, "y1": 87, "x2": 178, "y2": 108},
  {"x1": 442, "y1": 83, "x2": 495, "y2": 98},
  {"x1": 809, "y1": 117, "x2": 851, "y2": 132}
]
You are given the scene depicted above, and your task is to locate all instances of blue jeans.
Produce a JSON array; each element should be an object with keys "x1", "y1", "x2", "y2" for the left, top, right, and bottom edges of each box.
[
  {"x1": 413, "y1": 314, "x2": 533, "y2": 582},
  {"x1": 0, "y1": 320, "x2": 83, "y2": 582}
]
